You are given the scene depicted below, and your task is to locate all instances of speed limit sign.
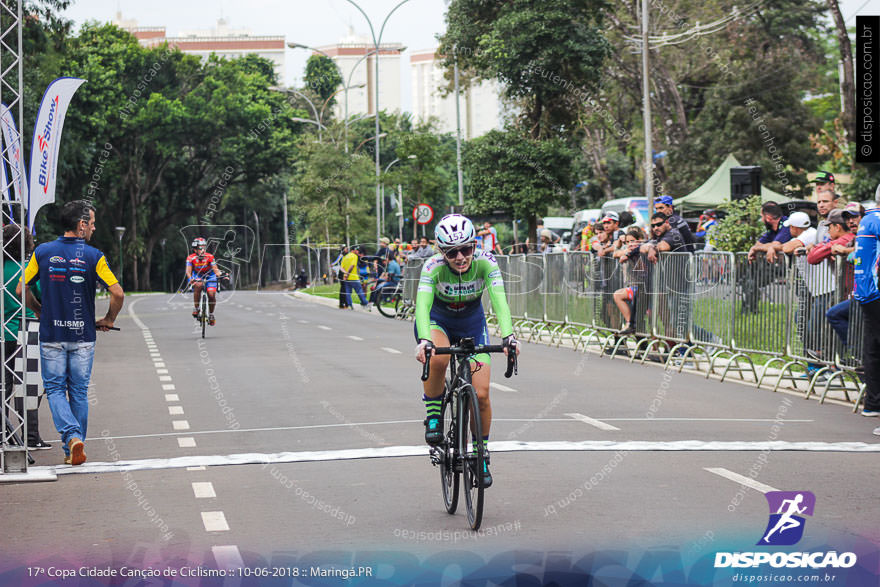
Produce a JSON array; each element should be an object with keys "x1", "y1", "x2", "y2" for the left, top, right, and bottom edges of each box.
[{"x1": 413, "y1": 203, "x2": 434, "y2": 225}]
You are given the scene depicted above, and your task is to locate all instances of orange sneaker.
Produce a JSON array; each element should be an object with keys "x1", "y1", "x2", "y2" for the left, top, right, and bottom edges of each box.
[{"x1": 68, "y1": 437, "x2": 86, "y2": 466}]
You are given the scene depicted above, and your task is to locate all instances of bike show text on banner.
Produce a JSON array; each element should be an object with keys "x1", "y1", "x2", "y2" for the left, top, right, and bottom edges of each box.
[
  {"x1": 27, "y1": 77, "x2": 86, "y2": 229},
  {"x1": 0, "y1": 103, "x2": 28, "y2": 204}
]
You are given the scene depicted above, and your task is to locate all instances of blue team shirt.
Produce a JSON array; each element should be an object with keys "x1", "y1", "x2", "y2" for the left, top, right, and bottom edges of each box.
[
  {"x1": 854, "y1": 208, "x2": 880, "y2": 304},
  {"x1": 24, "y1": 237, "x2": 118, "y2": 343},
  {"x1": 758, "y1": 217, "x2": 793, "y2": 244}
]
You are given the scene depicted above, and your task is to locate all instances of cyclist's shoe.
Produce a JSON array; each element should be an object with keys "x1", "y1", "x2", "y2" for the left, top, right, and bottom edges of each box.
[
  {"x1": 208, "y1": 314, "x2": 216, "y2": 326},
  {"x1": 192, "y1": 309, "x2": 199, "y2": 320},
  {"x1": 480, "y1": 459, "x2": 493, "y2": 488},
  {"x1": 424, "y1": 416, "x2": 443, "y2": 446}
]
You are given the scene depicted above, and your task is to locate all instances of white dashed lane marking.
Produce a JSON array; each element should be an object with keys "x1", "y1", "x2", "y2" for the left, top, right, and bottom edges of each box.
[
  {"x1": 162, "y1": 384, "x2": 175, "y2": 391},
  {"x1": 704, "y1": 467, "x2": 779, "y2": 493},
  {"x1": 381, "y1": 347, "x2": 401, "y2": 355},
  {"x1": 172, "y1": 420, "x2": 190, "y2": 431},
  {"x1": 318, "y1": 325, "x2": 332, "y2": 331},
  {"x1": 165, "y1": 394, "x2": 179, "y2": 402},
  {"x1": 168, "y1": 406, "x2": 185, "y2": 416},
  {"x1": 192, "y1": 482, "x2": 216, "y2": 499},
  {"x1": 490, "y1": 382, "x2": 517, "y2": 393},
  {"x1": 178, "y1": 437, "x2": 197, "y2": 448},
  {"x1": 201, "y1": 511, "x2": 230, "y2": 532},
  {"x1": 565, "y1": 412, "x2": 621, "y2": 431},
  {"x1": 348, "y1": 335, "x2": 364, "y2": 341},
  {"x1": 212, "y1": 545, "x2": 244, "y2": 569}
]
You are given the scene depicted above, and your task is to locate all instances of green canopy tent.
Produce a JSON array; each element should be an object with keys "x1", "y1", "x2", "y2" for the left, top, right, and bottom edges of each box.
[{"x1": 672, "y1": 153, "x2": 791, "y2": 212}]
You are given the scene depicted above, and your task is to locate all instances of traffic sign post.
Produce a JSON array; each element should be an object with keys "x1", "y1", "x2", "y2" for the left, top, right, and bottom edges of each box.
[
  {"x1": 413, "y1": 203, "x2": 434, "y2": 239},
  {"x1": 413, "y1": 203, "x2": 434, "y2": 225}
]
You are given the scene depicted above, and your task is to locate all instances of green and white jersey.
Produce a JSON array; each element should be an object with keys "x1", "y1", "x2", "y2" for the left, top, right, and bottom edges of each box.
[{"x1": 415, "y1": 249, "x2": 514, "y2": 340}]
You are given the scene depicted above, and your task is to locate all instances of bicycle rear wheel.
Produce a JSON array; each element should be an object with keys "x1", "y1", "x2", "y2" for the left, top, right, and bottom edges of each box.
[
  {"x1": 376, "y1": 289, "x2": 402, "y2": 318},
  {"x1": 439, "y1": 383, "x2": 459, "y2": 514},
  {"x1": 460, "y1": 383, "x2": 484, "y2": 530}
]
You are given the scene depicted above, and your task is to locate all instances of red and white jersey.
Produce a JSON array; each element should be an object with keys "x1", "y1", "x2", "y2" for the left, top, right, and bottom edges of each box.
[{"x1": 186, "y1": 252, "x2": 217, "y2": 277}]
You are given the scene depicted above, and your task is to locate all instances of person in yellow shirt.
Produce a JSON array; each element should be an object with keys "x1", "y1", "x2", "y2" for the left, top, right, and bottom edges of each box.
[{"x1": 340, "y1": 245, "x2": 369, "y2": 310}]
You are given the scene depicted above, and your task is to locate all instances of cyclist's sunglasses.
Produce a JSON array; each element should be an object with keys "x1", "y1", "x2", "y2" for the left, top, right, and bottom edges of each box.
[
  {"x1": 443, "y1": 244, "x2": 475, "y2": 259},
  {"x1": 650, "y1": 222, "x2": 665, "y2": 228}
]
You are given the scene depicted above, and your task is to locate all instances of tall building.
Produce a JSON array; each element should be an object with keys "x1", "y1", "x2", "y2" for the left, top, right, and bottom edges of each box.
[
  {"x1": 114, "y1": 13, "x2": 286, "y2": 84},
  {"x1": 312, "y1": 29, "x2": 404, "y2": 119},
  {"x1": 410, "y1": 48, "x2": 503, "y2": 139}
]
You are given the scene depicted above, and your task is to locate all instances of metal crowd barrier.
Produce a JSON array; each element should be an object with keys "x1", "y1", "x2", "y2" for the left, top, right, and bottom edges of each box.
[{"x1": 399, "y1": 248, "x2": 864, "y2": 408}]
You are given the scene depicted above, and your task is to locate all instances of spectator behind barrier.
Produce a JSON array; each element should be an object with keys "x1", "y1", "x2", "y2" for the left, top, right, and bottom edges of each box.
[
  {"x1": 813, "y1": 177, "x2": 841, "y2": 247},
  {"x1": 748, "y1": 201, "x2": 793, "y2": 263},
  {"x1": 654, "y1": 195, "x2": 696, "y2": 253},
  {"x1": 592, "y1": 211, "x2": 623, "y2": 257},
  {"x1": 695, "y1": 209, "x2": 718, "y2": 251},
  {"x1": 640, "y1": 212, "x2": 687, "y2": 263},
  {"x1": 807, "y1": 210, "x2": 853, "y2": 265},
  {"x1": 813, "y1": 209, "x2": 857, "y2": 351},
  {"x1": 613, "y1": 226, "x2": 648, "y2": 335}
]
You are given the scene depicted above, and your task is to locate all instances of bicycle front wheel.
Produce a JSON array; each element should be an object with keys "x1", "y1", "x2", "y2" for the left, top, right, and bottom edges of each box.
[
  {"x1": 460, "y1": 384, "x2": 484, "y2": 530},
  {"x1": 440, "y1": 383, "x2": 459, "y2": 514},
  {"x1": 200, "y1": 293, "x2": 207, "y2": 338}
]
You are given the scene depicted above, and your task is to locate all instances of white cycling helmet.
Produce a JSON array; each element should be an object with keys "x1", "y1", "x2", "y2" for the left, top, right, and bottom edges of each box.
[
  {"x1": 434, "y1": 214, "x2": 476, "y2": 250},
  {"x1": 192, "y1": 237, "x2": 207, "y2": 248}
]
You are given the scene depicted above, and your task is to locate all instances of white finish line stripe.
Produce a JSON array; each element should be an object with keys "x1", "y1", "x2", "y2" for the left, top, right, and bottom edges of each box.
[
  {"x1": 201, "y1": 511, "x2": 229, "y2": 532},
  {"x1": 565, "y1": 412, "x2": 621, "y2": 431},
  {"x1": 41, "y1": 440, "x2": 880, "y2": 476},
  {"x1": 705, "y1": 467, "x2": 779, "y2": 493},
  {"x1": 381, "y1": 347, "x2": 401, "y2": 354},
  {"x1": 490, "y1": 382, "x2": 517, "y2": 392}
]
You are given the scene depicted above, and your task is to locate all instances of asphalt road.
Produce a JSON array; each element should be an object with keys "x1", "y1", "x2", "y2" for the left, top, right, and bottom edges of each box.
[{"x1": 1, "y1": 290, "x2": 878, "y2": 585}]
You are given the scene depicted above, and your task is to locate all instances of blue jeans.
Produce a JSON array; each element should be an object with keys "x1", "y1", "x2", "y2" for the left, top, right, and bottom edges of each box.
[
  {"x1": 41, "y1": 341, "x2": 95, "y2": 454},
  {"x1": 826, "y1": 299, "x2": 850, "y2": 346},
  {"x1": 343, "y1": 280, "x2": 367, "y2": 307}
]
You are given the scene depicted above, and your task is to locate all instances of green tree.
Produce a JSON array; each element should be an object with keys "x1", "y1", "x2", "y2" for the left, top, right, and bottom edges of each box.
[
  {"x1": 441, "y1": 0, "x2": 611, "y2": 140},
  {"x1": 304, "y1": 54, "x2": 343, "y2": 108},
  {"x1": 464, "y1": 128, "x2": 573, "y2": 247},
  {"x1": 58, "y1": 24, "x2": 299, "y2": 289},
  {"x1": 291, "y1": 138, "x2": 375, "y2": 246},
  {"x1": 711, "y1": 195, "x2": 764, "y2": 253}
]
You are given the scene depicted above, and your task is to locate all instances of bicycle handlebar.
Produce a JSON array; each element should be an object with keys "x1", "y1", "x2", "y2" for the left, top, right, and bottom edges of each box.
[{"x1": 420, "y1": 340, "x2": 518, "y2": 382}]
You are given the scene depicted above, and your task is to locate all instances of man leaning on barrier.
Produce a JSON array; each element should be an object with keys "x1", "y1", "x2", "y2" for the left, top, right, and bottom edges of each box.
[
  {"x1": 640, "y1": 213, "x2": 687, "y2": 263},
  {"x1": 748, "y1": 201, "x2": 792, "y2": 262}
]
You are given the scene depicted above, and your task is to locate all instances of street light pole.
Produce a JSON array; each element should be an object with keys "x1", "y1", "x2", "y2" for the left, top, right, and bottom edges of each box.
[
  {"x1": 641, "y1": 0, "x2": 654, "y2": 211},
  {"x1": 343, "y1": 0, "x2": 415, "y2": 246},
  {"x1": 454, "y1": 53, "x2": 464, "y2": 207},
  {"x1": 282, "y1": 191, "x2": 291, "y2": 283},
  {"x1": 160, "y1": 238, "x2": 167, "y2": 292},
  {"x1": 115, "y1": 226, "x2": 125, "y2": 287}
]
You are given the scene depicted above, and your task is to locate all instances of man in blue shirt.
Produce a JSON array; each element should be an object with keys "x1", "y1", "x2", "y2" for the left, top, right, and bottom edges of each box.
[
  {"x1": 747, "y1": 201, "x2": 792, "y2": 262},
  {"x1": 853, "y1": 195, "x2": 880, "y2": 424},
  {"x1": 369, "y1": 251, "x2": 402, "y2": 308},
  {"x1": 18, "y1": 200, "x2": 124, "y2": 465}
]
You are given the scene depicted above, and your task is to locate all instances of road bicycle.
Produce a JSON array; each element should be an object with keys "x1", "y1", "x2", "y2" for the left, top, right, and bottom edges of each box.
[
  {"x1": 374, "y1": 282, "x2": 404, "y2": 319},
  {"x1": 421, "y1": 337, "x2": 517, "y2": 530},
  {"x1": 190, "y1": 273, "x2": 229, "y2": 338}
]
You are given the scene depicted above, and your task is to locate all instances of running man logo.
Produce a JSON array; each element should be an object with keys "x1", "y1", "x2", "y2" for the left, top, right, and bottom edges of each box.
[{"x1": 757, "y1": 491, "x2": 815, "y2": 546}]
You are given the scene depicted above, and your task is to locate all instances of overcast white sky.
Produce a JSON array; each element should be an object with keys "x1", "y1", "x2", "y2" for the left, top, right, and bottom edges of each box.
[{"x1": 61, "y1": 0, "x2": 878, "y2": 113}]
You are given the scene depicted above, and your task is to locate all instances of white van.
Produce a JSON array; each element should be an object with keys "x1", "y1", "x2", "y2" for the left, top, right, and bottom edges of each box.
[
  {"x1": 601, "y1": 197, "x2": 650, "y2": 227},
  {"x1": 541, "y1": 216, "x2": 574, "y2": 250}
]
